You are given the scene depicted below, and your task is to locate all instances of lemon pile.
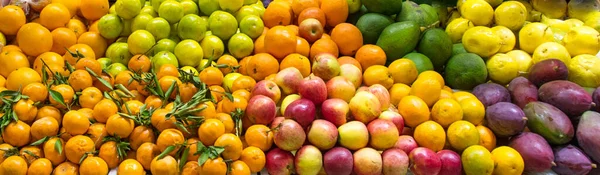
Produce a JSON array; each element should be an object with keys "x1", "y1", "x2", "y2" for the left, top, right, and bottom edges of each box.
[{"x1": 446, "y1": 0, "x2": 600, "y2": 88}]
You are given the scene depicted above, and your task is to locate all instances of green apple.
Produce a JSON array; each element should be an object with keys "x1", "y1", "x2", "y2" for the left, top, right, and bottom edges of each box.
[
  {"x1": 158, "y1": 0, "x2": 185, "y2": 24},
  {"x1": 153, "y1": 51, "x2": 180, "y2": 72},
  {"x1": 115, "y1": 0, "x2": 142, "y2": 20},
  {"x1": 106, "y1": 63, "x2": 128, "y2": 77},
  {"x1": 140, "y1": 6, "x2": 158, "y2": 17},
  {"x1": 181, "y1": 0, "x2": 199, "y2": 15},
  {"x1": 235, "y1": 6, "x2": 260, "y2": 23},
  {"x1": 198, "y1": 0, "x2": 220, "y2": 16},
  {"x1": 146, "y1": 17, "x2": 171, "y2": 40},
  {"x1": 131, "y1": 13, "x2": 153, "y2": 32},
  {"x1": 208, "y1": 10, "x2": 238, "y2": 41},
  {"x1": 228, "y1": 33, "x2": 254, "y2": 59},
  {"x1": 96, "y1": 58, "x2": 112, "y2": 70},
  {"x1": 347, "y1": 0, "x2": 361, "y2": 14},
  {"x1": 239, "y1": 15, "x2": 264, "y2": 39},
  {"x1": 128, "y1": 30, "x2": 156, "y2": 55},
  {"x1": 174, "y1": 39, "x2": 204, "y2": 67},
  {"x1": 178, "y1": 14, "x2": 208, "y2": 41},
  {"x1": 200, "y1": 35, "x2": 225, "y2": 59},
  {"x1": 219, "y1": 0, "x2": 244, "y2": 13},
  {"x1": 106, "y1": 42, "x2": 132, "y2": 65},
  {"x1": 98, "y1": 14, "x2": 124, "y2": 39},
  {"x1": 154, "y1": 38, "x2": 178, "y2": 55}
]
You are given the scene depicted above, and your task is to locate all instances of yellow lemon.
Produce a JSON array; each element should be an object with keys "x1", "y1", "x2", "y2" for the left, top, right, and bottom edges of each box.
[
  {"x1": 417, "y1": 70, "x2": 445, "y2": 88},
  {"x1": 477, "y1": 125, "x2": 497, "y2": 151},
  {"x1": 459, "y1": 98, "x2": 485, "y2": 125},
  {"x1": 413, "y1": 121, "x2": 446, "y2": 152},
  {"x1": 431, "y1": 98, "x2": 463, "y2": 128},
  {"x1": 445, "y1": 18, "x2": 475, "y2": 43},
  {"x1": 531, "y1": 0, "x2": 567, "y2": 19},
  {"x1": 463, "y1": 26, "x2": 502, "y2": 58},
  {"x1": 494, "y1": 1, "x2": 527, "y2": 31},
  {"x1": 389, "y1": 83, "x2": 411, "y2": 107},
  {"x1": 447, "y1": 120, "x2": 480, "y2": 151},
  {"x1": 565, "y1": 18, "x2": 585, "y2": 28},
  {"x1": 486, "y1": 53, "x2": 520, "y2": 85},
  {"x1": 410, "y1": 78, "x2": 442, "y2": 107},
  {"x1": 506, "y1": 50, "x2": 533, "y2": 73},
  {"x1": 460, "y1": 0, "x2": 494, "y2": 26},
  {"x1": 398, "y1": 95, "x2": 430, "y2": 128},
  {"x1": 453, "y1": 91, "x2": 477, "y2": 102},
  {"x1": 532, "y1": 42, "x2": 572, "y2": 64},
  {"x1": 491, "y1": 146, "x2": 525, "y2": 175},
  {"x1": 519, "y1": 22, "x2": 555, "y2": 54},
  {"x1": 562, "y1": 26, "x2": 600, "y2": 56},
  {"x1": 491, "y1": 26, "x2": 516, "y2": 53},
  {"x1": 568, "y1": 54, "x2": 600, "y2": 88},
  {"x1": 388, "y1": 59, "x2": 418, "y2": 85}
]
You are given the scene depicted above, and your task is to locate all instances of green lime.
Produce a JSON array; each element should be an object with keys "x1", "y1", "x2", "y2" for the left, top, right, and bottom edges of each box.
[
  {"x1": 175, "y1": 39, "x2": 204, "y2": 67},
  {"x1": 208, "y1": 10, "x2": 238, "y2": 41},
  {"x1": 146, "y1": 17, "x2": 171, "y2": 40},
  {"x1": 181, "y1": 0, "x2": 199, "y2": 15},
  {"x1": 154, "y1": 38, "x2": 178, "y2": 55},
  {"x1": 402, "y1": 53, "x2": 434, "y2": 74},
  {"x1": 228, "y1": 33, "x2": 254, "y2": 59},
  {"x1": 356, "y1": 13, "x2": 394, "y2": 44},
  {"x1": 198, "y1": 0, "x2": 220, "y2": 16},
  {"x1": 98, "y1": 14, "x2": 124, "y2": 39},
  {"x1": 239, "y1": 15, "x2": 264, "y2": 39},
  {"x1": 158, "y1": 0, "x2": 185, "y2": 24},
  {"x1": 153, "y1": 51, "x2": 179, "y2": 72},
  {"x1": 115, "y1": 0, "x2": 142, "y2": 20},
  {"x1": 106, "y1": 63, "x2": 128, "y2": 77},
  {"x1": 131, "y1": 13, "x2": 154, "y2": 32},
  {"x1": 178, "y1": 14, "x2": 208, "y2": 42},
  {"x1": 444, "y1": 53, "x2": 488, "y2": 90},
  {"x1": 128, "y1": 30, "x2": 157, "y2": 55},
  {"x1": 235, "y1": 6, "x2": 260, "y2": 23},
  {"x1": 219, "y1": 0, "x2": 244, "y2": 13},
  {"x1": 200, "y1": 35, "x2": 225, "y2": 59}
]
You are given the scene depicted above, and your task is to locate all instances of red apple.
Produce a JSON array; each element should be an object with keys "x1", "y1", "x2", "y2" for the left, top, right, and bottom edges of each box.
[
  {"x1": 266, "y1": 148, "x2": 295, "y2": 175},
  {"x1": 409, "y1": 147, "x2": 442, "y2": 175},
  {"x1": 339, "y1": 64, "x2": 362, "y2": 88},
  {"x1": 368, "y1": 119, "x2": 399, "y2": 150},
  {"x1": 273, "y1": 119, "x2": 306, "y2": 151},
  {"x1": 437, "y1": 150, "x2": 462, "y2": 175},
  {"x1": 378, "y1": 111, "x2": 404, "y2": 134},
  {"x1": 326, "y1": 76, "x2": 356, "y2": 102},
  {"x1": 349, "y1": 91, "x2": 382, "y2": 124},
  {"x1": 307, "y1": 119, "x2": 338, "y2": 150},
  {"x1": 295, "y1": 145, "x2": 323, "y2": 175},
  {"x1": 382, "y1": 149, "x2": 409, "y2": 175},
  {"x1": 298, "y1": 74, "x2": 327, "y2": 106},
  {"x1": 270, "y1": 116, "x2": 285, "y2": 129},
  {"x1": 275, "y1": 67, "x2": 304, "y2": 95},
  {"x1": 353, "y1": 147, "x2": 383, "y2": 175},
  {"x1": 323, "y1": 147, "x2": 353, "y2": 175},
  {"x1": 312, "y1": 53, "x2": 341, "y2": 81},
  {"x1": 298, "y1": 18, "x2": 324, "y2": 43},
  {"x1": 251, "y1": 80, "x2": 282, "y2": 104},
  {"x1": 283, "y1": 98, "x2": 316, "y2": 129},
  {"x1": 280, "y1": 94, "x2": 301, "y2": 116},
  {"x1": 394, "y1": 135, "x2": 418, "y2": 154},
  {"x1": 321, "y1": 98, "x2": 350, "y2": 127},
  {"x1": 246, "y1": 95, "x2": 277, "y2": 125},
  {"x1": 368, "y1": 84, "x2": 391, "y2": 110}
]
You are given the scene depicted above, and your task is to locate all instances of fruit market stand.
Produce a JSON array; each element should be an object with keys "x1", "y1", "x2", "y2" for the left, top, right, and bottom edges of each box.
[{"x1": 0, "y1": 0, "x2": 599, "y2": 174}]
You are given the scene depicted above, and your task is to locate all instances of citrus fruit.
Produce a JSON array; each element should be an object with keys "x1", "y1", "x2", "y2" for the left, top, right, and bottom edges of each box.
[
  {"x1": 568, "y1": 54, "x2": 600, "y2": 88},
  {"x1": 531, "y1": 42, "x2": 571, "y2": 65},
  {"x1": 431, "y1": 98, "x2": 463, "y2": 128},
  {"x1": 128, "y1": 30, "x2": 156, "y2": 55},
  {"x1": 388, "y1": 59, "x2": 418, "y2": 85},
  {"x1": 519, "y1": 22, "x2": 555, "y2": 54},
  {"x1": 398, "y1": 95, "x2": 430, "y2": 128},
  {"x1": 146, "y1": 17, "x2": 172, "y2": 40},
  {"x1": 506, "y1": 50, "x2": 533, "y2": 73},
  {"x1": 445, "y1": 18, "x2": 475, "y2": 43},
  {"x1": 491, "y1": 146, "x2": 525, "y2": 175},
  {"x1": 178, "y1": 14, "x2": 208, "y2": 41},
  {"x1": 208, "y1": 11, "x2": 239, "y2": 41},
  {"x1": 462, "y1": 26, "x2": 501, "y2": 58},
  {"x1": 228, "y1": 33, "x2": 255, "y2": 59},
  {"x1": 158, "y1": 0, "x2": 185, "y2": 24},
  {"x1": 486, "y1": 53, "x2": 520, "y2": 85},
  {"x1": 98, "y1": 14, "x2": 124, "y2": 39},
  {"x1": 447, "y1": 120, "x2": 480, "y2": 151},
  {"x1": 494, "y1": 1, "x2": 527, "y2": 31},
  {"x1": 174, "y1": 39, "x2": 203, "y2": 67},
  {"x1": 240, "y1": 15, "x2": 265, "y2": 39},
  {"x1": 413, "y1": 121, "x2": 446, "y2": 152},
  {"x1": 200, "y1": 35, "x2": 225, "y2": 59},
  {"x1": 562, "y1": 26, "x2": 600, "y2": 56},
  {"x1": 491, "y1": 26, "x2": 516, "y2": 53},
  {"x1": 460, "y1": 0, "x2": 494, "y2": 26},
  {"x1": 0, "y1": 5, "x2": 26, "y2": 35}
]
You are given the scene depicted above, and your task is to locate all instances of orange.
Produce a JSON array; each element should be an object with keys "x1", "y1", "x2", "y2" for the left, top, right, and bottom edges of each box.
[
  {"x1": 263, "y1": 1, "x2": 293, "y2": 28},
  {"x1": 158, "y1": 76, "x2": 182, "y2": 99},
  {"x1": 156, "y1": 129, "x2": 185, "y2": 156},
  {"x1": 280, "y1": 53, "x2": 311, "y2": 77},
  {"x1": 410, "y1": 78, "x2": 442, "y2": 107},
  {"x1": 238, "y1": 56, "x2": 251, "y2": 75},
  {"x1": 36, "y1": 105, "x2": 62, "y2": 122},
  {"x1": 245, "y1": 53, "x2": 280, "y2": 81},
  {"x1": 286, "y1": 25, "x2": 299, "y2": 36},
  {"x1": 181, "y1": 161, "x2": 200, "y2": 175},
  {"x1": 477, "y1": 125, "x2": 497, "y2": 152},
  {"x1": 106, "y1": 114, "x2": 135, "y2": 138},
  {"x1": 92, "y1": 98, "x2": 118, "y2": 123},
  {"x1": 80, "y1": 0, "x2": 109, "y2": 21},
  {"x1": 20, "y1": 146, "x2": 42, "y2": 164},
  {"x1": 214, "y1": 113, "x2": 235, "y2": 133},
  {"x1": 98, "y1": 141, "x2": 121, "y2": 168},
  {"x1": 460, "y1": 98, "x2": 486, "y2": 125},
  {"x1": 199, "y1": 67, "x2": 224, "y2": 86},
  {"x1": 27, "y1": 158, "x2": 53, "y2": 175},
  {"x1": 88, "y1": 20, "x2": 100, "y2": 33},
  {"x1": 13, "y1": 99, "x2": 37, "y2": 123},
  {"x1": 309, "y1": 38, "x2": 339, "y2": 61},
  {"x1": 232, "y1": 89, "x2": 251, "y2": 101},
  {"x1": 30, "y1": 115, "x2": 60, "y2": 141},
  {"x1": 431, "y1": 98, "x2": 464, "y2": 128},
  {"x1": 291, "y1": 0, "x2": 319, "y2": 16},
  {"x1": 0, "y1": 156, "x2": 28, "y2": 175},
  {"x1": 183, "y1": 138, "x2": 200, "y2": 161},
  {"x1": 157, "y1": 64, "x2": 179, "y2": 79},
  {"x1": 150, "y1": 155, "x2": 178, "y2": 175},
  {"x1": 418, "y1": 71, "x2": 445, "y2": 88},
  {"x1": 264, "y1": 73, "x2": 277, "y2": 82},
  {"x1": 87, "y1": 123, "x2": 108, "y2": 149},
  {"x1": 43, "y1": 137, "x2": 66, "y2": 166},
  {"x1": 296, "y1": 37, "x2": 310, "y2": 58},
  {"x1": 0, "y1": 50, "x2": 30, "y2": 78},
  {"x1": 40, "y1": 3, "x2": 71, "y2": 30},
  {"x1": 63, "y1": 44, "x2": 96, "y2": 65},
  {"x1": 53, "y1": 0, "x2": 80, "y2": 17},
  {"x1": 265, "y1": 26, "x2": 297, "y2": 60},
  {"x1": 355, "y1": 44, "x2": 386, "y2": 68},
  {"x1": 0, "y1": 144, "x2": 13, "y2": 164},
  {"x1": 75, "y1": 57, "x2": 102, "y2": 76},
  {"x1": 32, "y1": 52, "x2": 64, "y2": 76},
  {"x1": 363, "y1": 65, "x2": 394, "y2": 89},
  {"x1": 337, "y1": 56, "x2": 362, "y2": 71},
  {"x1": 53, "y1": 162, "x2": 78, "y2": 175},
  {"x1": 244, "y1": 125, "x2": 274, "y2": 151},
  {"x1": 453, "y1": 91, "x2": 477, "y2": 102},
  {"x1": 200, "y1": 157, "x2": 227, "y2": 175},
  {"x1": 198, "y1": 118, "x2": 226, "y2": 146},
  {"x1": 0, "y1": 5, "x2": 26, "y2": 35},
  {"x1": 114, "y1": 70, "x2": 138, "y2": 90},
  {"x1": 320, "y1": 0, "x2": 349, "y2": 27},
  {"x1": 178, "y1": 82, "x2": 199, "y2": 103},
  {"x1": 129, "y1": 125, "x2": 156, "y2": 151},
  {"x1": 1, "y1": 45, "x2": 22, "y2": 52},
  {"x1": 66, "y1": 18, "x2": 88, "y2": 38},
  {"x1": 214, "y1": 133, "x2": 244, "y2": 160},
  {"x1": 230, "y1": 161, "x2": 252, "y2": 175},
  {"x1": 51, "y1": 27, "x2": 78, "y2": 55},
  {"x1": 209, "y1": 85, "x2": 226, "y2": 102},
  {"x1": 253, "y1": 35, "x2": 267, "y2": 54},
  {"x1": 0, "y1": 75, "x2": 4, "y2": 87},
  {"x1": 240, "y1": 146, "x2": 266, "y2": 173},
  {"x1": 136, "y1": 142, "x2": 160, "y2": 170},
  {"x1": 80, "y1": 156, "x2": 109, "y2": 175},
  {"x1": 388, "y1": 59, "x2": 418, "y2": 85},
  {"x1": 2, "y1": 121, "x2": 31, "y2": 147},
  {"x1": 78, "y1": 108, "x2": 94, "y2": 120},
  {"x1": 77, "y1": 32, "x2": 108, "y2": 57},
  {"x1": 151, "y1": 109, "x2": 177, "y2": 131},
  {"x1": 17, "y1": 23, "x2": 53, "y2": 57},
  {"x1": 298, "y1": 7, "x2": 326, "y2": 27},
  {"x1": 440, "y1": 90, "x2": 453, "y2": 99},
  {"x1": 398, "y1": 95, "x2": 431, "y2": 128},
  {"x1": 64, "y1": 135, "x2": 95, "y2": 164},
  {"x1": 117, "y1": 159, "x2": 145, "y2": 175},
  {"x1": 413, "y1": 121, "x2": 446, "y2": 152},
  {"x1": 68, "y1": 69, "x2": 93, "y2": 91},
  {"x1": 62, "y1": 110, "x2": 90, "y2": 135},
  {"x1": 216, "y1": 54, "x2": 239, "y2": 74},
  {"x1": 6, "y1": 67, "x2": 41, "y2": 91},
  {"x1": 331, "y1": 23, "x2": 364, "y2": 56},
  {"x1": 231, "y1": 75, "x2": 257, "y2": 92}
]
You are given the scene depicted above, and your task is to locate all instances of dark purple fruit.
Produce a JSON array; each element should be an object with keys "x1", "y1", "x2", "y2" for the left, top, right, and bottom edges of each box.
[
  {"x1": 577, "y1": 111, "x2": 600, "y2": 163},
  {"x1": 528, "y1": 59, "x2": 568, "y2": 87},
  {"x1": 485, "y1": 102, "x2": 527, "y2": 137},
  {"x1": 507, "y1": 77, "x2": 538, "y2": 108},
  {"x1": 593, "y1": 87, "x2": 599, "y2": 112},
  {"x1": 552, "y1": 145, "x2": 595, "y2": 175},
  {"x1": 509, "y1": 132, "x2": 555, "y2": 173},
  {"x1": 472, "y1": 82, "x2": 511, "y2": 108},
  {"x1": 523, "y1": 102, "x2": 574, "y2": 145},
  {"x1": 538, "y1": 80, "x2": 593, "y2": 116}
]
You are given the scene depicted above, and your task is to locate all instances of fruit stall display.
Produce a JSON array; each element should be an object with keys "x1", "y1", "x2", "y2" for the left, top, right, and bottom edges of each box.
[{"x1": 0, "y1": 0, "x2": 599, "y2": 174}]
